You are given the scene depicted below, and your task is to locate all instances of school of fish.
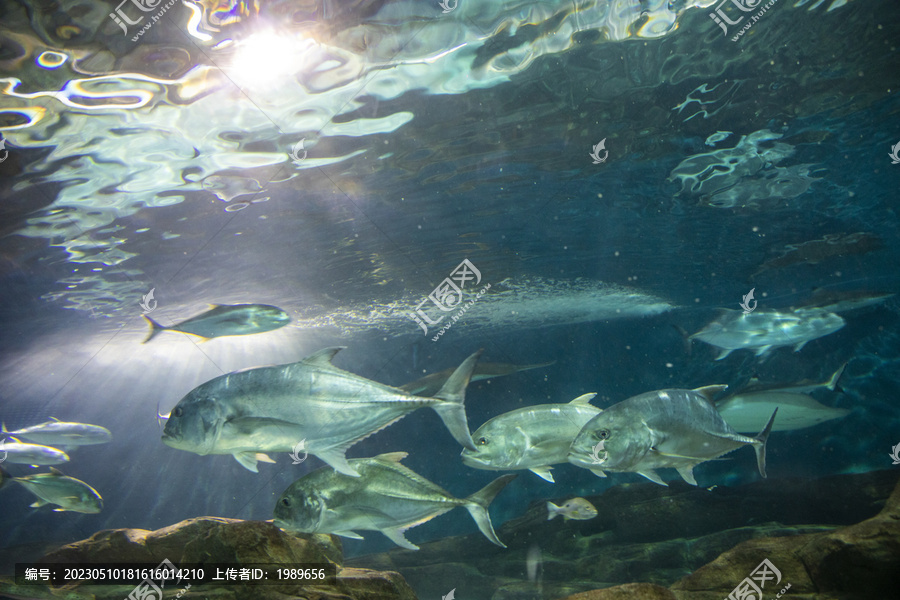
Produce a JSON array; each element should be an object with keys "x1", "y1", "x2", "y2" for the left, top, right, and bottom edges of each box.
[{"x1": 1, "y1": 298, "x2": 862, "y2": 553}]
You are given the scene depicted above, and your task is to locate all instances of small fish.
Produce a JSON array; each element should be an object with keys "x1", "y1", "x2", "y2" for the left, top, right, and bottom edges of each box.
[
  {"x1": 163, "y1": 347, "x2": 483, "y2": 475},
  {"x1": 546, "y1": 497, "x2": 597, "y2": 521},
  {"x1": 801, "y1": 289, "x2": 894, "y2": 314},
  {"x1": 568, "y1": 386, "x2": 776, "y2": 486},
  {"x1": 3, "y1": 419, "x2": 111, "y2": 450},
  {"x1": 0, "y1": 466, "x2": 102, "y2": 513},
  {"x1": 443, "y1": 589, "x2": 456, "y2": 600},
  {"x1": 690, "y1": 308, "x2": 844, "y2": 360},
  {"x1": 752, "y1": 232, "x2": 882, "y2": 278},
  {"x1": 273, "y1": 452, "x2": 516, "y2": 550},
  {"x1": 400, "y1": 361, "x2": 554, "y2": 397},
  {"x1": 461, "y1": 393, "x2": 600, "y2": 482},
  {"x1": 735, "y1": 362, "x2": 846, "y2": 396},
  {"x1": 717, "y1": 392, "x2": 849, "y2": 433},
  {"x1": 0, "y1": 439, "x2": 69, "y2": 466},
  {"x1": 142, "y1": 303, "x2": 290, "y2": 343}
]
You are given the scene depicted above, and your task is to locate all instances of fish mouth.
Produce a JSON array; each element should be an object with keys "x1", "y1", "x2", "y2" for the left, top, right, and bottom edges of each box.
[{"x1": 460, "y1": 453, "x2": 491, "y2": 468}]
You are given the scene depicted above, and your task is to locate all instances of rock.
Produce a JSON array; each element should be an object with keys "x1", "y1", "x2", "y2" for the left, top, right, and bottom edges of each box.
[
  {"x1": 0, "y1": 517, "x2": 416, "y2": 600},
  {"x1": 672, "y1": 473, "x2": 900, "y2": 600},
  {"x1": 39, "y1": 516, "x2": 342, "y2": 566},
  {"x1": 557, "y1": 582, "x2": 676, "y2": 600}
]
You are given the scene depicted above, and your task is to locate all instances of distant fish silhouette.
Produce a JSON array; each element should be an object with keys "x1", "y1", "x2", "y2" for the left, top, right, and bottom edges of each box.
[{"x1": 442, "y1": 589, "x2": 456, "y2": 600}]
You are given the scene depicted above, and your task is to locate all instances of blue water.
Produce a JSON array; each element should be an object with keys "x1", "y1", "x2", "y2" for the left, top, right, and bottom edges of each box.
[{"x1": 0, "y1": 0, "x2": 899, "y2": 573}]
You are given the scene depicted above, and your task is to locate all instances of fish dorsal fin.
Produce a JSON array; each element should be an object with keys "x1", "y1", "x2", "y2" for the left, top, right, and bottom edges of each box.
[
  {"x1": 207, "y1": 303, "x2": 222, "y2": 309},
  {"x1": 303, "y1": 347, "x2": 347, "y2": 367},
  {"x1": 569, "y1": 393, "x2": 597, "y2": 406},
  {"x1": 375, "y1": 451, "x2": 408, "y2": 463},
  {"x1": 693, "y1": 385, "x2": 728, "y2": 403},
  {"x1": 49, "y1": 467, "x2": 64, "y2": 476}
]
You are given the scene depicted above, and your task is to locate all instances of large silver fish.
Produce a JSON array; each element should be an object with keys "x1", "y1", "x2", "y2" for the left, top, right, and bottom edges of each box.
[
  {"x1": 568, "y1": 386, "x2": 776, "y2": 486},
  {"x1": 0, "y1": 466, "x2": 102, "y2": 513},
  {"x1": 273, "y1": 451, "x2": 516, "y2": 550},
  {"x1": 3, "y1": 419, "x2": 111, "y2": 450},
  {"x1": 461, "y1": 393, "x2": 600, "y2": 482},
  {"x1": 733, "y1": 362, "x2": 846, "y2": 396},
  {"x1": 162, "y1": 348, "x2": 482, "y2": 475},
  {"x1": 143, "y1": 303, "x2": 290, "y2": 343},
  {"x1": 690, "y1": 308, "x2": 844, "y2": 360},
  {"x1": 0, "y1": 439, "x2": 69, "y2": 466},
  {"x1": 400, "y1": 361, "x2": 554, "y2": 396},
  {"x1": 717, "y1": 392, "x2": 849, "y2": 433}
]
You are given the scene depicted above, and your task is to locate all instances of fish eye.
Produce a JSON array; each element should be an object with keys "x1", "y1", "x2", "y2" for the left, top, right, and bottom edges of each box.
[
  {"x1": 477, "y1": 437, "x2": 488, "y2": 445},
  {"x1": 281, "y1": 498, "x2": 290, "y2": 507},
  {"x1": 173, "y1": 407, "x2": 183, "y2": 417},
  {"x1": 597, "y1": 429, "x2": 610, "y2": 440}
]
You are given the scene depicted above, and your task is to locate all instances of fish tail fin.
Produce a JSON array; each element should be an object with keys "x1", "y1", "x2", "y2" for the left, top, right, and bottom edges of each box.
[
  {"x1": 546, "y1": 501, "x2": 560, "y2": 520},
  {"x1": 463, "y1": 473, "x2": 517, "y2": 548},
  {"x1": 753, "y1": 408, "x2": 778, "y2": 478},
  {"x1": 142, "y1": 315, "x2": 166, "y2": 344},
  {"x1": 672, "y1": 324, "x2": 692, "y2": 357},
  {"x1": 431, "y1": 349, "x2": 483, "y2": 451}
]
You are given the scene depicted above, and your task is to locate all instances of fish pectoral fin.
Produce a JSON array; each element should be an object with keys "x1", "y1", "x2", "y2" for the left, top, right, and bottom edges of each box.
[
  {"x1": 676, "y1": 465, "x2": 698, "y2": 486},
  {"x1": 637, "y1": 470, "x2": 668, "y2": 486},
  {"x1": 225, "y1": 416, "x2": 291, "y2": 434},
  {"x1": 333, "y1": 530, "x2": 364, "y2": 540},
  {"x1": 754, "y1": 345, "x2": 773, "y2": 357},
  {"x1": 528, "y1": 466, "x2": 555, "y2": 483},
  {"x1": 589, "y1": 468, "x2": 607, "y2": 478},
  {"x1": 29, "y1": 500, "x2": 49, "y2": 508},
  {"x1": 316, "y1": 444, "x2": 361, "y2": 477},
  {"x1": 793, "y1": 340, "x2": 809, "y2": 352},
  {"x1": 52, "y1": 508, "x2": 69, "y2": 512},
  {"x1": 381, "y1": 526, "x2": 419, "y2": 551},
  {"x1": 233, "y1": 452, "x2": 262, "y2": 473},
  {"x1": 715, "y1": 348, "x2": 734, "y2": 361},
  {"x1": 256, "y1": 453, "x2": 276, "y2": 464}
]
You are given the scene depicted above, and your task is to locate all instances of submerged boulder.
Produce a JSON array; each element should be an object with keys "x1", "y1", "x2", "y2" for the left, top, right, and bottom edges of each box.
[{"x1": 0, "y1": 516, "x2": 415, "y2": 600}]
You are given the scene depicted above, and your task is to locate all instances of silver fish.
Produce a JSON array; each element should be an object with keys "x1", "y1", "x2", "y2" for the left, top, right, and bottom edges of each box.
[
  {"x1": 734, "y1": 362, "x2": 846, "y2": 396},
  {"x1": 0, "y1": 466, "x2": 102, "y2": 513},
  {"x1": 400, "y1": 361, "x2": 554, "y2": 396},
  {"x1": 568, "y1": 386, "x2": 776, "y2": 486},
  {"x1": 0, "y1": 439, "x2": 69, "y2": 466},
  {"x1": 162, "y1": 347, "x2": 482, "y2": 475},
  {"x1": 717, "y1": 392, "x2": 849, "y2": 433},
  {"x1": 273, "y1": 452, "x2": 516, "y2": 550},
  {"x1": 3, "y1": 419, "x2": 111, "y2": 449},
  {"x1": 546, "y1": 497, "x2": 597, "y2": 521},
  {"x1": 690, "y1": 308, "x2": 845, "y2": 360},
  {"x1": 143, "y1": 303, "x2": 290, "y2": 343},
  {"x1": 461, "y1": 393, "x2": 600, "y2": 482}
]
